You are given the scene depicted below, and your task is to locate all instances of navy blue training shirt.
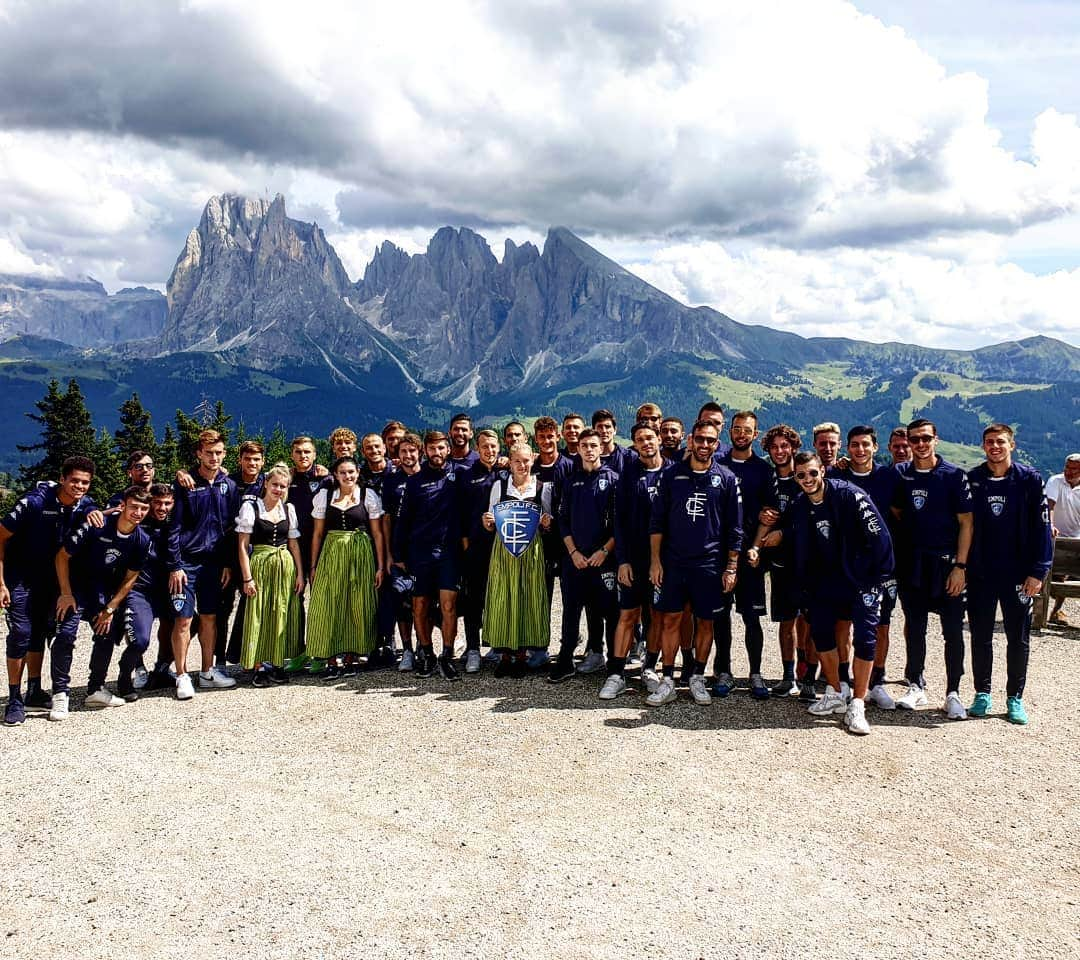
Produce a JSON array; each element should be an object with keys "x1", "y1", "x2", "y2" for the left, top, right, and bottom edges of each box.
[
  {"x1": 892, "y1": 458, "x2": 973, "y2": 555},
  {"x1": 1, "y1": 485, "x2": 97, "y2": 585},
  {"x1": 720, "y1": 452, "x2": 778, "y2": 547},
  {"x1": 614, "y1": 459, "x2": 666, "y2": 566},
  {"x1": 649, "y1": 460, "x2": 743, "y2": 567},
  {"x1": 967, "y1": 463, "x2": 1053, "y2": 584},
  {"x1": 394, "y1": 464, "x2": 461, "y2": 565},
  {"x1": 64, "y1": 513, "x2": 151, "y2": 610},
  {"x1": 167, "y1": 469, "x2": 237, "y2": 568},
  {"x1": 558, "y1": 465, "x2": 618, "y2": 556}
]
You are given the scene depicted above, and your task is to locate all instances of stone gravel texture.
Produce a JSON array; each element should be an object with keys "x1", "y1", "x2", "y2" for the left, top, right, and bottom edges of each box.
[{"x1": 2, "y1": 597, "x2": 1077, "y2": 960}]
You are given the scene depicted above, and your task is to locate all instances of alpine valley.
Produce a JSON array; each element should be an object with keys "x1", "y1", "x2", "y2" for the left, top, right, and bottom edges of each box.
[{"x1": 1, "y1": 194, "x2": 1077, "y2": 475}]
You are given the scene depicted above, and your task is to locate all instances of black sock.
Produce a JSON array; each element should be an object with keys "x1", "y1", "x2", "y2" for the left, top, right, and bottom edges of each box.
[
  {"x1": 693, "y1": 659, "x2": 708, "y2": 677},
  {"x1": 609, "y1": 655, "x2": 626, "y2": 677},
  {"x1": 838, "y1": 661, "x2": 850, "y2": 685},
  {"x1": 662, "y1": 664, "x2": 675, "y2": 678},
  {"x1": 782, "y1": 659, "x2": 795, "y2": 680},
  {"x1": 869, "y1": 666, "x2": 885, "y2": 688},
  {"x1": 26, "y1": 676, "x2": 41, "y2": 696},
  {"x1": 8, "y1": 683, "x2": 21, "y2": 703},
  {"x1": 643, "y1": 649, "x2": 660, "y2": 670},
  {"x1": 804, "y1": 662, "x2": 818, "y2": 684}
]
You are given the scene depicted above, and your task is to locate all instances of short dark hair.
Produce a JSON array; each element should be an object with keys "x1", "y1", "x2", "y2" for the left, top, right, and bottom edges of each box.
[
  {"x1": 238, "y1": 440, "x2": 265, "y2": 456},
  {"x1": 533, "y1": 416, "x2": 559, "y2": 435},
  {"x1": 591, "y1": 409, "x2": 616, "y2": 428},
  {"x1": 907, "y1": 418, "x2": 936, "y2": 437},
  {"x1": 630, "y1": 421, "x2": 659, "y2": 440},
  {"x1": 121, "y1": 485, "x2": 151, "y2": 505},
  {"x1": 847, "y1": 425, "x2": 877, "y2": 444},
  {"x1": 660, "y1": 416, "x2": 684, "y2": 430},
  {"x1": 148, "y1": 483, "x2": 173, "y2": 499},
  {"x1": 125, "y1": 449, "x2": 153, "y2": 470},
  {"x1": 503, "y1": 420, "x2": 526, "y2": 436},
  {"x1": 381, "y1": 420, "x2": 407, "y2": 438},
  {"x1": 762, "y1": 424, "x2": 801, "y2": 451},
  {"x1": 61, "y1": 455, "x2": 95, "y2": 478},
  {"x1": 562, "y1": 412, "x2": 586, "y2": 425},
  {"x1": 888, "y1": 427, "x2": 908, "y2": 443},
  {"x1": 697, "y1": 402, "x2": 724, "y2": 418},
  {"x1": 449, "y1": 413, "x2": 472, "y2": 427},
  {"x1": 577, "y1": 428, "x2": 600, "y2": 443},
  {"x1": 793, "y1": 451, "x2": 822, "y2": 468},
  {"x1": 691, "y1": 419, "x2": 720, "y2": 436},
  {"x1": 423, "y1": 430, "x2": 448, "y2": 447},
  {"x1": 731, "y1": 410, "x2": 758, "y2": 426}
]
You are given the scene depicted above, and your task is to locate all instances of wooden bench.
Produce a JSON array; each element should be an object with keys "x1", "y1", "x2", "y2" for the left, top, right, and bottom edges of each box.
[{"x1": 1034, "y1": 537, "x2": 1080, "y2": 630}]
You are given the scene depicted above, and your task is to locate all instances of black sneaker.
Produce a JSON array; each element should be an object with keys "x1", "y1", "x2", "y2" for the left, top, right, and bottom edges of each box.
[
  {"x1": 436, "y1": 655, "x2": 460, "y2": 681},
  {"x1": 321, "y1": 658, "x2": 343, "y2": 682},
  {"x1": 771, "y1": 678, "x2": 796, "y2": 696},
  {"x1": 24, "y1": 688, "x2": 53, "y2": 710},
  {"x1": 116, "y1": 677, "x2": 139, "y2": 702},
  {"x1": 510, "y1": 654, "x2": 528, "y2": 680},
  {"x1": 548, "y1": 660, "x2": 576, "y2": 684},
  {"x1": 270, "y1": 667, "x2": 289, "y2": 684},
  {"x1": 798, "y1": 679, "x2": 817, "y2": 701},
  {"x1": 415, "y1": 651, "x2": 436, "y2": 678},
  {"x1": 493, "y1": 654, "x2": 512, "y2": 678},
  {"x1": 4, "y1": 699, "x2": 25, "y2": 726},
  {"x1": 144, "y1": 667, "x2": 173, "y2": 691},
  {"x1": 339, "y1": 655, "x2": 360, "y2": 678},
  {"x1": 251, "y1": 667, "x2": 274, "y2": 688}
]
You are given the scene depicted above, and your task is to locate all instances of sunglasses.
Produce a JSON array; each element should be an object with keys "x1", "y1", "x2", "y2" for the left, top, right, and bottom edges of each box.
[
  {"x1": 132, "y1": 462, "x2": 154, "y2": 470},
  {"x1": 795, "y1": 469, "x2": 821, "y2": 480},
  {"x1": 908, "y1": 435, "x2": 935, "y2": 446}
]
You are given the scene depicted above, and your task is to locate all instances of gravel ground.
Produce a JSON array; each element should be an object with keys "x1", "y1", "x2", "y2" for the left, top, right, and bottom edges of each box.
[{"x1": 2, "y1": 597, "x2": 1078, "y2": 960}]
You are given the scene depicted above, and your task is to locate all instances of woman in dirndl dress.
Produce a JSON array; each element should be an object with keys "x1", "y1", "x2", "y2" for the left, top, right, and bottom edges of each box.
[
  {"x1": 236, "y1": 463, "x2": 305, "y2": 686},
  {"x1": 482, "y1": 443, "x2": 553, "y2": 677},
  {"x1": 305, "y1": 456, "x2": 386, "y2": 677}
]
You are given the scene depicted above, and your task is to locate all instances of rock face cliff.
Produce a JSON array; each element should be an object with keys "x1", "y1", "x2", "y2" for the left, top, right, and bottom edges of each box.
[{"x1": 0, "y1": 274, "x2": 165, "y2": 346}]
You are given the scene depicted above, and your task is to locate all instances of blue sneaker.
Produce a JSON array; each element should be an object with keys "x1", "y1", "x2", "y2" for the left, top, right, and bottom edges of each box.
[
  {"x1": 1006, "y1": 696, "x2": 1028, "y2": 725},
  {"x1": 711, "y1": 672, "x2": 736, "y2": 698},
  {"x1": 526, "y1": 648, "x2": 550, "y2": 670},
  {"x1": 4, "y1": 699, "x2": 26, "y2": 726},
  {"x1": 749, "y1": 673, "x2": 770, "y2": 700},
  {"x1": 969, "y1": 692, "x2": 992, "y2": 718}
]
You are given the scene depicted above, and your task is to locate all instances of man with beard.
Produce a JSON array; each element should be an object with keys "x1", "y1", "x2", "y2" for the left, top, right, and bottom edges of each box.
[
  {"x1": 382, "y1": 421, "x2": 407, "y2": 464},
  {"x1": 784, "y1": 452, "x2": 894, "y2": 735},
  {"x1": 966, "y1": 425, "x2": 1052, "y2": 724},
  {"x1": 891, "y1": 419, "x2": 973, "y2": 719},
  {"x1": 600, "y1": 422, "x2": 667, "y2": 699},
  {"x1": 383, "y1": 433, "x2": 422, "y2": 671},
  {"x1": 393, "y1": 431, "x2": 462, "y2": 680},
  {"x1": 713, "y1": 411, "x2": 777, "y2": 700},
  {"x1": 660, "y1": 417, "x2": 686, "y2": 462},
  {"x1": 449, "y1": 413, "x2": 479, "y2": 470},
  {"x1": 460, "y1": 429, "x2": 504, "y2": 673},
  {"x1": 647, "y1": 419, "x2": 741, "y2": 707}
]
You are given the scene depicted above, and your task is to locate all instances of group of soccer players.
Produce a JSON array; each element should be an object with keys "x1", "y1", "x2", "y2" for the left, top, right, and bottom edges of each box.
[{"x1": 0, "y1": 400, "x2": 1057, "y2": 736}]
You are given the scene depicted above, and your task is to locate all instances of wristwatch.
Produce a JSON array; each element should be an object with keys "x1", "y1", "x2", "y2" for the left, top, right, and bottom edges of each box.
[{"x1": 104, "y1": 606, "x2": 115, "y2": 616}]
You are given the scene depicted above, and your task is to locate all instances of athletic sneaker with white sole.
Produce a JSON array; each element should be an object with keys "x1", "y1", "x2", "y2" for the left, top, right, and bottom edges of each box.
[
  {"x1": 84, "y1": 688, "x2": 124, "y2": 708},
  {"x1": 645, "y1": 676, "x2": 677, "y2": 706},
  {"x1": 398, "y1": 649, "x2": 415, "y2": 672},
  {"x1": 175, "y1": 674, "x2": 195, "y2": 700},
  {"x1": 844, "y1": 698, "x2": 871, "y2": 735},
  {"x1": 945, "y1": 691, "x2": 967, "y2": 720},
  {"x1": 895, "y1": 682, "x2": 928, "y2": 710},
  {"x1": 640, "y1": 668, "x2": 661, "y2": 694},
  {"x1": 866, "y1": 684, "x2": 896, "y2": 710},
  {"x1": 577, "y1": 651, "x2": 605, "y2": 674},
  {"x1": 48, "y1": 692, "x2": 70, "y2": 721},
  {"x1": 598, "y1": 675, "x2": 628, "y2": 700},
  {"x1": 688, "y1": 675, "x2": 712, "y2": 705},
  {"x1": 464, "y1": 650, "x2": 481, "y2": 674},
  {"x1": 198, "y1": 667, "x2": 237, "y2": 690},
  {"x1": 808, "y1": 685, "x2": 848, "y2": 716}
]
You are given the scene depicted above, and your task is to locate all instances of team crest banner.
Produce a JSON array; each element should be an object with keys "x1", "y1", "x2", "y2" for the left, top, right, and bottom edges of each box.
[{"x1": 493, "y1": 500, "x2": 541, "y2": 558}]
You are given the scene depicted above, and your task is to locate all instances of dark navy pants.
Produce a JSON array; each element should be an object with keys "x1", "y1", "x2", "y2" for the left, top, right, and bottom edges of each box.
[
  {"x1": 900, "y1": 588, "x2": 966, "y2": 693},
  {"x1": 967, "y1": 580, "x2": 1032, "y2": 698},
  {"x1": 558, "y1": 561, "x2": 617, "y2": 663}
]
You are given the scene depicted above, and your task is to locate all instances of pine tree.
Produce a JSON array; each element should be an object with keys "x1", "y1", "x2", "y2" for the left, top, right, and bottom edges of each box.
[
  {"x1": 265, "y1": 424, "x2": 291, "y2": 467},
  {"x1": 174, "y1": 409, "x2": 203, "y2": 468},
  {"x1": 18, "y1": 378, "x2": 97, "y2": 487},
  {"x1": 159, "y1": 424, "x2": 180, "y2": 478},
  {"x1": 92, "y1": 428, "x2": 126, "y2": 504},
  {"x1": 114, "y1": 392, "x2": 158, "y2": 462}
]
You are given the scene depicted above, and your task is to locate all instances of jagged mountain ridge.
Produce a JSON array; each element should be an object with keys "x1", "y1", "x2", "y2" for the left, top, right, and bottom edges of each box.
[{"x1": 0, "y1": 274, "x2": 165, "y2": 346}]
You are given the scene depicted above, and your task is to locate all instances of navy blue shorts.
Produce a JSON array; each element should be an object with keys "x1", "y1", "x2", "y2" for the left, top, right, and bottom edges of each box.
[
  {"x1": 806, "y1": 587, "x2": 881, "y2": 660},
  {"x1": 653, "y1": 563, "x2": 727, "y2": 620},
  {"x1": 768, "y1": 563, "x2": 801, "y2": 623},
  {"x1": 617, "y1": 560, "x2": 653, "y2": 611},
  {"x1": 411, "y1": 555, "x2": 461, "y2": 596},
  {"x1": 4, "y1": 579, "x2": 57, "y2": 658},
  {"x1": 733, "y1": 560, "x2": 767, "y2": 617},
  {"x1": 176, "y1": 560, "x2": 225, "y2": 619}
]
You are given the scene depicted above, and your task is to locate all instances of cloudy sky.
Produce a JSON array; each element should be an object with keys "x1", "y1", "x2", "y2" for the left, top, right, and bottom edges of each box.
[{"x1": 1, "y1": 0, "x2": 1078, "y2": 348}]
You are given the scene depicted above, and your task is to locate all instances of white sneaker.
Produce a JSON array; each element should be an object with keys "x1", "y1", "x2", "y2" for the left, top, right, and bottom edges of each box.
[
  {"x1": 85, "y1": 688, "x2": 124, "y2": 709},
  {"x1": 688, "y1": 675, "x2": 712, "y2": 705},
  {"x1": 895, "y1": 682, "x2": 928, "y2": 710},
  {"x1": 176, "y1": 673, "x2": 195, "y2": 700},
  {"x1": 464, "y1": 650, "x2": 481, "y2": 674},
  {"x1": 48, "y1": 691, "x2": 69, "y2": 721},
  {"x1": 577, "y1": 651, "x2": 605, "y2": 674},
  {"x1": 808, "y1": 684, "x2": 847, "y2": 716},
  {"x1": 844, "y1": 697, "x2": 871, "y2": 735},
  {"x1": 132, "y1": 666, "x2": 150, "y2": 691},
  {"x1": 198, "y1": 667, "x2": 237, "y2": 690},
  {"x1": 866, "y1": 684, "x2": 896, "y2": 710},
  {"x1": 945, "y1": 691, "x2": 967, "y2": 720},
  {"x1": 598, "y1": 674, "x2": 628, "y2": 700},
  {"x1": 640, "y1": 667, "x2": 660, "y2": 694},
  {"x1": 645, "y1": 676, "x2": 677, "y2": 707},
  {"x1": 398, "y1": 649, "x2": 415, "y2": 672}
]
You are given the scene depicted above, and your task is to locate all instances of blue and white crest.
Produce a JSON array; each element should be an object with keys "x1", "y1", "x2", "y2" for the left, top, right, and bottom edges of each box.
[
  {"x1": 493, "y1": 500, "x2": 541, "y2": 559},
  {"x1": 913, "y1": 495, "x2": 926, "y2": 511},
  {"x1": 171, "y1": 592, "x2": 186, "y2": 614},
  {"x1": 711, "y1": 474, "x2": 721, "y2": 487},
  {"x1": 598, "y1": 478, "x2": 609, "y2": 492},
  {"x1": 216, "y1": 480, "x2": 229, "y2": 496},
  {"x1": 309, "y1": 480, "x2": 322, "y2": 494},
  {"x1": 990, "y1": 501, "x2": 1004, "y2": 516}
]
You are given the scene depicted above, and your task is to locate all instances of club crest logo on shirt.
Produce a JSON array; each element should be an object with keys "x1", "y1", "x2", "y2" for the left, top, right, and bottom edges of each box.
[
  {"x1": 309, "y1": 480, "x2": 322, "y2": 494},
  {"x1": 711, "y1": 474, "x2": 722, "y2": 487},
  {"x1": 988, "y1": 496, "x2": 1006, "y2": 517},
  {"x1": 816, "y1": 520, "x2": 831, "y2": 539},
  {"x1": 493, "y1": 500, "x2": 541, "y2": 559},
  {"x1": 685, "y1": 492, "x2": 707, "y2": 522},
  {"x1": 912, "y1": 489, "x2": 928, "y2": 510},
  {"x1": 598, "y1": 478, "x2": 609, "y2": 492},
  {"x1": 215, "y1": 480, "x2": 229, "y2": 495},
  {"x1": 104, "y1": 547, "x2": 121, "y2": 566}
]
